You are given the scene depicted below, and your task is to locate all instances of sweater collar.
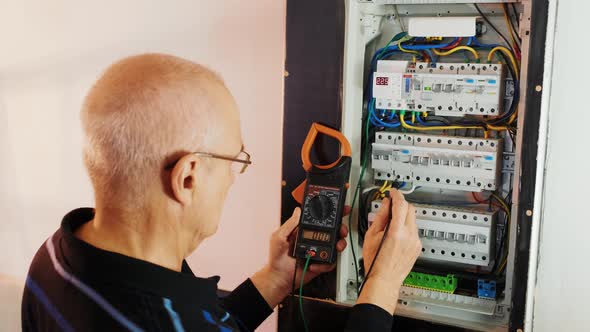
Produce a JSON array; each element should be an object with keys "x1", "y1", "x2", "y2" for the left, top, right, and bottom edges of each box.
[{"x1": 57, "y1": 208, "x2": 220, "y2": 305}]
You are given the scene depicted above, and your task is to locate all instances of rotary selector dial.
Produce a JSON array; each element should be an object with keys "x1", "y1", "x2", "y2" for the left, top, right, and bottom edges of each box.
[{"x1": 309, "y1": 195, "x2": 334, "y2": 220}]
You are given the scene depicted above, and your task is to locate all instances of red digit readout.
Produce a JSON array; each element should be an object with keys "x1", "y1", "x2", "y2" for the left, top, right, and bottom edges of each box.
[{"x1": 376, "y1": 77, "x2": 389, "y2": 86}]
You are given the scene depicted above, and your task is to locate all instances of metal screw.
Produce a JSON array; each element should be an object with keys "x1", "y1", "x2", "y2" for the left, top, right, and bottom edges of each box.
[
  {"x1": 284, "y1": 71, "x2": 290, "y2": 77},
  {"x1": 281, "y1": 180, "x2": 287, "y2": 187},
  {"x1": 535, "y1": 85, "x2": 542, "y2": 92},
  {"x1": 279, "y1": 303, "x2": 284, "y2": 309},
  {"x1": 526, "y1": 210, "x2": 533, "y2": 217}
]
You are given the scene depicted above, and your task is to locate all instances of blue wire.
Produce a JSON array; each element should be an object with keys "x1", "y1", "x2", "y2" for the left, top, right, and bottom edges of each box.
[
  {"x1": 387, "y1": 110, "x2": 396, "y2": 121},
  {"x1": 368, "y1": 99, "x2": 400, "y2": 128},
  {"x1": 401, "y1": 37, "x2": 459, "y2": 51},
  {"x1": 367, "y1": 37, "x2": 459, "y2": 99},
  {"x1": 469, "y1": 36, "x2": 500, "y2": 49},
  {"x1": 424, "y1": 49, "x2": 436, "y2": 63},
  {"x1": 370, "y1": 111, "x2": 401, "y2": 128},
  {"x1": 369, "y1": 114, "x2": 383, "y2": 128}
]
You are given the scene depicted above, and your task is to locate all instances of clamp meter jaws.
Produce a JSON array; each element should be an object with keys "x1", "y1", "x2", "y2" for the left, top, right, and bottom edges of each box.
[{"x1": 291, "y1": 123, "x2": 352, "y2": 264}]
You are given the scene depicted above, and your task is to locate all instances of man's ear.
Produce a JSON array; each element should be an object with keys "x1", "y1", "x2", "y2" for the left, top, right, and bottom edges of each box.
[{"x1": 170, "y1": 154, "x2": 200, "y2": 205}]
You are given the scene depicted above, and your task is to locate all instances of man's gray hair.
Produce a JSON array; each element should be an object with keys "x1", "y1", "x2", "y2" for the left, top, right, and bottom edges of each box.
[{"x1": 81, "y1": 53, "x2": 226, "y2": 208}]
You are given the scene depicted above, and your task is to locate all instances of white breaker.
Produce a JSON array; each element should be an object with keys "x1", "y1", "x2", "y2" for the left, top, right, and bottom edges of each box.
[
  {"x1": 372, "y1": 60, "x2": 506, "y2": 117},
  {"x1": 370, "y1": 202, "x2": 497, "y2": 267},
  {"x1": 371, "y1": 132, "x2": 502, "y2": 192}
]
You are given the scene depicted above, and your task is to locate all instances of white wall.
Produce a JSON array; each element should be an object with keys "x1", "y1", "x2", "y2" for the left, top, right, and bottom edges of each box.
[
  {"x1": 533, "y1": 0, "x2": 590, "y2": 330},
  {"x1": 0, "y1": 1, "x2": 285, "y2": 331}
]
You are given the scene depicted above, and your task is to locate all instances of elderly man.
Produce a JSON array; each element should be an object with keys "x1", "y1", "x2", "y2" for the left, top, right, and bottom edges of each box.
[{"x1": 22, "y1": 54, "x2": 421, "y2": 331}]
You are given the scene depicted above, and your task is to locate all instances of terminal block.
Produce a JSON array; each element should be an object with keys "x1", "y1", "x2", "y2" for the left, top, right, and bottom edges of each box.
[
  {"x1": 372, "y1": 202, "x2": 497, "y2": 266},
  {"x1": 372, "y1": 132, "x2": 502, "y2": 192},
  {"x1": 372, "y1": 60, "x2": 506, "y2": 116},
  {"x1": 477, "y1": 280, "x2": 497, "y2": 299},
  {"x1": 403, "y1": 272, "x2": 458, "y2": 294}
]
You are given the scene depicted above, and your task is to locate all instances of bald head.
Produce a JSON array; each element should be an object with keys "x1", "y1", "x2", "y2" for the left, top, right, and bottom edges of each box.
[{"x1": 81, "y1": 53, "x2": 240, "y2": 208}]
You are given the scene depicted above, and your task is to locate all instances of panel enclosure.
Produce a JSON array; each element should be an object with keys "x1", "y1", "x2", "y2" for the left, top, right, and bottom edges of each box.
[
  {"x1": 331, "y1": 1, "x2": 542, "y2": 332},
  {"x1": 280, "y1": 0, "x2": 549, "y2": 331}
]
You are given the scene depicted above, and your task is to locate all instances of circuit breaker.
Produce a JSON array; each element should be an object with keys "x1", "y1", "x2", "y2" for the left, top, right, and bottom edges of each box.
[
  {"x1": 371, "y1": 132, "x2": 502, "y2": 192},
  {"x1": 373, "y1": 61, "x2": 505, "y2": 116},
  {"x1": 371, "y1": 202, "x2": 497, "y2": 266}
]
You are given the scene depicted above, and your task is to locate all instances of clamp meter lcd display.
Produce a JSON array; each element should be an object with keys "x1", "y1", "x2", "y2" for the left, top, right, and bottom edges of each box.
[{"x1": 292, "y1": 123, "x2": 352, "y2": 264}]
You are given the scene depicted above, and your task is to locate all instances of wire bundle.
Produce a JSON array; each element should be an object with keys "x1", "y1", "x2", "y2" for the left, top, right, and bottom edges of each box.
[{"x1": 365, "y1": 7, "x2": 522, "y2": 133}]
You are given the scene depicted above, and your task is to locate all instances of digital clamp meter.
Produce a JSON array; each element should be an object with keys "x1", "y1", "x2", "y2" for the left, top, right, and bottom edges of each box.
[{"x1": 291, "y1": 123, "x2": 352, "y2": 264}]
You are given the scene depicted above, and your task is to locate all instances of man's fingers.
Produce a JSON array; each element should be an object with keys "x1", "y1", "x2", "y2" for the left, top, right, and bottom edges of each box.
[
  {"x1": 277, "y1": 207, "x2": 301, "y2": 239},
  {"x1": 405, "y1": 203, "x2": 417, "y2": 228},
  {"x1": 308, "y1": 263, "x2": 336, "y2": 274},
  {"x1": 387, "y1": 189, "x2": 409, "y2": 234},
  {"x1": 368, "y1": 197, "x2": 391, "y2": 234},
  {"x1": 339, "y1": 224, "x2": 349, "y2": 238},
  {"x1": 336, "y1": 239, "x2": 347, "y2": 252}
]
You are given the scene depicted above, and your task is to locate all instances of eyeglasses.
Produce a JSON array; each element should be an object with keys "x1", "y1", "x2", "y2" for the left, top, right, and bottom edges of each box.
[{"x1": 165, "y1": 146, "x2": 252, "y2": 174}]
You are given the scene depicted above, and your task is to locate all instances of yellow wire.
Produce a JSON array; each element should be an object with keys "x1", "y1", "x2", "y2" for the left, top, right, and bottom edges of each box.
[
  {"x1": 413, "y1": 111, "x2": 508, "y2": 133},
  {"x1": 398, "y1": 40, "x2": 421, "y2": 57},
  {"x1": 503, "y1": 6, "x2": 519, "y2": 54},
  {"x1": 372, "y1": 191, "x2": 380, "y2": 200},
  {"x1": 503, "y1": 4, "x2": 522, "y2": 68},
  {"x1": 491, "y1": 192, "x2": 511, "y2": 275},
  {"x1": 497, "y1": 257, "x2": 508, "y2": 274},
  {"x1": 433, "y1": 46, "x2": 480, "y2": 60},
  {"x1": 378, "y1": 181, "x2": 389, "y2": 194},
  {"x1": 375, "y1": 181, "x2": 391, "y2": 199},
  {"x1": 487, "y1": 47, "x2": 519, "y2": 80},
  {"x1": 491, "y1": 193, "x2": 511, "y2": 215},
  {"x1": 411, "y1": 112, "x2": 416, "y2": 123},
  {"x1": 400, "y1": 113, "x2": 484, "y2": 132},
  {"x1": 380, "y1": 184, "x2": 392, "y2": 198},
  {"x1": 486, "y1": 123, "x2": 509, "y2": 131},
  {"x1": 508, "y1": 110, "x2": 518, "y2": 125},
  {"x1": 486, "y1": 45, "x2": 520, "y2": 123}
]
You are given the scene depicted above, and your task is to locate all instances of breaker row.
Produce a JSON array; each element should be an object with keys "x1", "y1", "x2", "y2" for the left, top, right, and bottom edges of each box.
[
  {"x1": 372, "y1": 60, "x2": 506, "y2": 117},
  {"x1": 371, "y1": 132, "x2": 502, "y2": 192},
  {"x1": 370, "y1": 202, "x2": 497, "y2": 267}
]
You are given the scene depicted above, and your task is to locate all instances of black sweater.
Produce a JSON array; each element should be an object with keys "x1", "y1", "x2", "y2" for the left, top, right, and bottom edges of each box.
[{"x1": 22, "y1": 208, "x2": 392, "y2": 331}]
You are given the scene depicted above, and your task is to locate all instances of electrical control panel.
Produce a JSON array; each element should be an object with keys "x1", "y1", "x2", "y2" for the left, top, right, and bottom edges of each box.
[
  {"x1": 298, "y1": 1, "x2": 546, "y2": 330},
  {"x1": 372, "y1": 201, "x2": 497, "y2": 266},
  {"x1": 371, "y1": 132, "x2": 502, "y2": 192},
  {"x1": 373, "y1": 60, "x2": 505, "y2": 116}
]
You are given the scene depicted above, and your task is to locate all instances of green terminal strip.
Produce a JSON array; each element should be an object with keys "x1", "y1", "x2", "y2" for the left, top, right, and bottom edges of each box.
[{"x1": 403, "y1": 272, "x2": 458, "y2": 294}]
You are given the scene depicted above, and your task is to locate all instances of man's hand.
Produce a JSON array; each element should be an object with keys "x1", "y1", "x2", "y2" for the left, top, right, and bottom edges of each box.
[
  {"x1": 251, "y1": 207, "x2": 348, "y2": 308},
  {"x1": 356, "y1": 189, "x2": 422, "y2": 314}
]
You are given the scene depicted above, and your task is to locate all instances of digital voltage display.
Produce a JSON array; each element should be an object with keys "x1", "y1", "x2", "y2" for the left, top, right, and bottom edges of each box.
[
  {"x1": 376, "y1": 76, "x2": 389, "y2": 86},
  {"x1": 302, "y1": 230, "x2": 331, "y2": 242}
]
